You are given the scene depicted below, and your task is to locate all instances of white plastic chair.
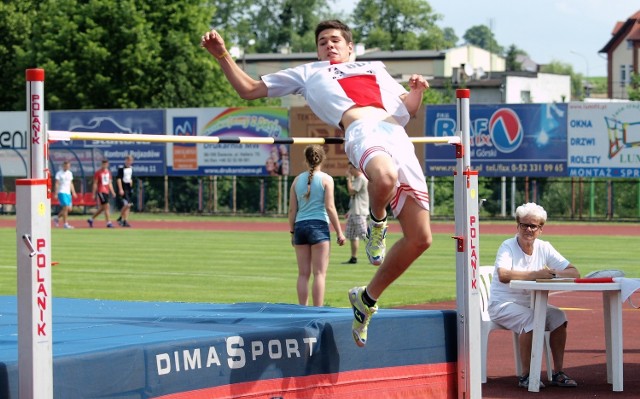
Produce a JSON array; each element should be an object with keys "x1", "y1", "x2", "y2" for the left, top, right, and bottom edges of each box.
[{"x1": 478, "y1": 265, "x2": 553, "y2": 383}]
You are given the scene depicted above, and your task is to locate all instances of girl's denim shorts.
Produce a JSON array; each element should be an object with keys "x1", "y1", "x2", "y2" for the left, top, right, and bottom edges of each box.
[{"x1": 293, "y1": 219, "x2": 330, "y2": 245}]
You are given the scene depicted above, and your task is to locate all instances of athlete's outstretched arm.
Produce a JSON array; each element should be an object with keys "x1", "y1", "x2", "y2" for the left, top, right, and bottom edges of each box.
[{"x1": 201, "y1": 30, "x2": 268, "y2": 100}]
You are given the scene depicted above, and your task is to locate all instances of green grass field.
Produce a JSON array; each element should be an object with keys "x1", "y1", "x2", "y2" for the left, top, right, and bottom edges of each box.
[{"x1": 0, "y1": 218, "x2": 637, "y2": 308}]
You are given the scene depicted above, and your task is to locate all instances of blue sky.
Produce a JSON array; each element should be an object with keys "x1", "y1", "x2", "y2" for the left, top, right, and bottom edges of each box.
[{"x1": 337, "y1": 0, "x2": 639, "y2": 77}]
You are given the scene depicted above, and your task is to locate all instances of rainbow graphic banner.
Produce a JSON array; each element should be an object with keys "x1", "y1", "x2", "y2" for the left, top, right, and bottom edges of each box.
[{"x1": 166, "y1": 107, "x2": 289, "y2": 176}]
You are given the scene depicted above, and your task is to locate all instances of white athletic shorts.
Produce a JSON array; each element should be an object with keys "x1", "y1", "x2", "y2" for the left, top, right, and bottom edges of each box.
[
  {"x1": 488, "y1": 300, "x2": 567, "y2": 334},
  {"x1": 344, "y1": 119, "x2": 430, "y2": 217}
]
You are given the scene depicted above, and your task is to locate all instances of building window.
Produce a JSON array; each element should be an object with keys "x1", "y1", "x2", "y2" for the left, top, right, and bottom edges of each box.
[
  {"x1": 620, "y1": 65, "x2": 627, "y2": 87},
  {"x1": 520, "y1": 91, "x2": 531, "y2": 103},
  {"x1": 628, "y1": 40, "x2": 633, "y2": 50}
]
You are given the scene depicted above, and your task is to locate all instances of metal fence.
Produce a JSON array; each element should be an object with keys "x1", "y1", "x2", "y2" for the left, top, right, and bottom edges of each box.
[{"x1": 2, "y1": 175, "x2": 639, "y2": 222}]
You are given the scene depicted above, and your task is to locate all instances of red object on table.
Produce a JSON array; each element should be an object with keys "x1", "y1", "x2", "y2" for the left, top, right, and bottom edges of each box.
[{"x1": 574, "y1": 277, "x2": 615, "y2": 283}]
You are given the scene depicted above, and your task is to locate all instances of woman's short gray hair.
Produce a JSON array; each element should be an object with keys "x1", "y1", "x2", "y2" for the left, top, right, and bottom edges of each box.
[{"x1": 515, "y1": 202, "x2": 547, "y2": 224}]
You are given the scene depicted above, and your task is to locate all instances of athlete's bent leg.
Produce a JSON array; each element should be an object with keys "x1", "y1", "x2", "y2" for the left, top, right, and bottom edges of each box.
[
  {"x1": 363, "y1": 155, "x2": 396, "y2": 221},
  {"x1": 366, "y1": 198, "x2": 432, "y2": 299}
]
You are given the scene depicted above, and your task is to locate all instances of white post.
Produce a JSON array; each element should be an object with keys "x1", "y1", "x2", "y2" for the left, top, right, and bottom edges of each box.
[
  {"x1": 454, "y1": 88, "x2": 481, "y2": 398},
  {"x1": 282, "y1": 176, "x2": 288, "y2": 215},
  {"x1": 501, "y1": 176, "x2": 507, "y2": 217},
  {"x1": 18, "y1": 68, "x2": 53, "y2": 399},
  {"x1": 511, "y1": 177, "x2": 516, "y2": 216},
  {"x1": 430, "y1": 175, "x2": 435, "y2": 214}
]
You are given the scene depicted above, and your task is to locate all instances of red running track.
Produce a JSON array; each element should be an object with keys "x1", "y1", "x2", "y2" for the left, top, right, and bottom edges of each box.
[{"x1": 1, "y1": 217, "x2": 636, "y2": 236}]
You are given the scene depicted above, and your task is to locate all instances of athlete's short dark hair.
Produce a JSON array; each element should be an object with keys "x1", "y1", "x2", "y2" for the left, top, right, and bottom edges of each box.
[{"x1": 315, "y1": 20, "x2": 353, "y2": 45}]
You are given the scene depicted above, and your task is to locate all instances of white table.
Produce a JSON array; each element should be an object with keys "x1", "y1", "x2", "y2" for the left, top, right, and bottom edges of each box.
[{"x1": 509, "y1": 280, "x2": 623, "y2": 393}]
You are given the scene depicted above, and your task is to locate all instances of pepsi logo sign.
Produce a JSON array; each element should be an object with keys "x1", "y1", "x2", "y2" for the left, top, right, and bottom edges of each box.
[{"x1": 489, "y1": 108, "x2": 523, "y2": 153}]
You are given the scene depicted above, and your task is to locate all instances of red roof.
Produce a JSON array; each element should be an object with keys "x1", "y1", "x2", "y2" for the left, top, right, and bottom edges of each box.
[
  {"x1": 612, "y1": 21, "x2": 624, "y2": 36},
  {"x1": 629, "y1": 23, "x2": 640, "y2": 41},
  {"x1": 600, "y1": 10, "x2": 640, "y2": 53}
]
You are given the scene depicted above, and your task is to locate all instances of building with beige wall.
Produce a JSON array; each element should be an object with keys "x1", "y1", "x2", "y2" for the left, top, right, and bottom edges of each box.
[
  {"x1": 445, "y1": 45, "x2": 505, "y2": 81},
  {"x1": 599, "y1": 10, "x2": 640, "y2": 99}
]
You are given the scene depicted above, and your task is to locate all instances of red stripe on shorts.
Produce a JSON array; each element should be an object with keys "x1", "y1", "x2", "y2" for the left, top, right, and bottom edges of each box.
[
  {"x1": 358, "y1": 146, "x2": 389, "y2": 175},
  {"x1": 390, "y1": 183, "x2": 429, "y2": 210}
]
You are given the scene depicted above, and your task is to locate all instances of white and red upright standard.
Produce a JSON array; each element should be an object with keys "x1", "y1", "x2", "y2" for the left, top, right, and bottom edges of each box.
[{"x1": 17, "y1": 68, "x2": 53, "y2": 399}]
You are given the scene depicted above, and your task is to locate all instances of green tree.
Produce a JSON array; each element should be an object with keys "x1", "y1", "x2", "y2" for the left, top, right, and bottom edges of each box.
[
  {"x1": 587, "y1": 77, "x2": 607, "y2": 96},
  {"x1": 431, "y1": 176, "x2": 495, "y2": 217},
  {"x1": 1, "y1": 0, "x2": 251, "y2": 111},
  {"x1": 351, "y1": 0, "x2": 442, "y2": 51},
  {"x1": 505, "y1": 44, "x2": 526, "y2": 71},
  {"x1": 540, "y1": 60, "x2": 581, "y2": 100},
  {"x1": 614, "y1": 180, "x2": 640, "y2": 218},
  {"x1": 419, "y1": 26, "x2": 458, "y2": 51},
  {"x1": 210, "y1": 0, "x2": 331, "y2": 54},
  {"x1": 538, "y1": 178, "x2": 573, "y2": 216},
  {"x1": 463, "y1": 25, "x2": 503, "y2": 55},
  {"x1": 442, "y1": 27, "x2": 459, "y2": 48},
  {"x1": 628, "y1": 73, "x2": 640, "y2": 100},
  {"x1": 0, "y1": 1, "x2": 36, "y2": 111}
]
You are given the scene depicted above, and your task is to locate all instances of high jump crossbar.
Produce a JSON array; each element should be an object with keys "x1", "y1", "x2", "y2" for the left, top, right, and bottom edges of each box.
[{"x1": 48, "y1": 130, "x2": 461, "y2": 145}]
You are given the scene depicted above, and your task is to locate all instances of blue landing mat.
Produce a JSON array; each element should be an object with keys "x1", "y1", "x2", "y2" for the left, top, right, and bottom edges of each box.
[{"x1": 0, "y1": 297, "x2": 457, "y2": 398}]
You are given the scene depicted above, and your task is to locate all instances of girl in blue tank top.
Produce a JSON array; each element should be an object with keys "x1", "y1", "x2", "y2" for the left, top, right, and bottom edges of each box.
[{"x1": 288, "y1": 145, "x2": 346, "y2": 306}]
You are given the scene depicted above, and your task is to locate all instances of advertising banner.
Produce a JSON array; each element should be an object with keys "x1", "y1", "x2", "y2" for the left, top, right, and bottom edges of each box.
[
  {"x1": 568, "y1": 102, "x2": 640, "y2": 178},
  {"x1": 0, "y1": 111, "x2": 30, "y2": 177},
  {"x1": 49, "y1": 110, "x2": 166, "y2": 176},
  {"x1": 166, "y1": 107, "x2": 289, "y2": 176},
  {"x1": 425, "y1": 103, "x2": 568, "y2": 177}
]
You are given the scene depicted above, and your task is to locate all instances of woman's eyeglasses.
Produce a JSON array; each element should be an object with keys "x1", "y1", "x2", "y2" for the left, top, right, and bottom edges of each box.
[{"x1": 518, "y1": 223, "x2": 542, "y2": 231}]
